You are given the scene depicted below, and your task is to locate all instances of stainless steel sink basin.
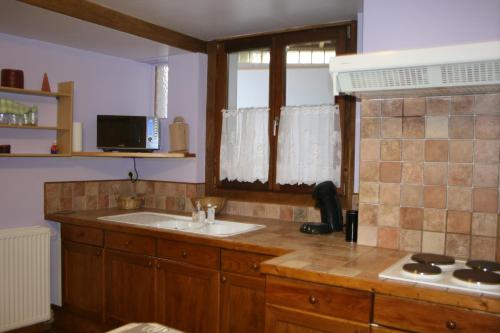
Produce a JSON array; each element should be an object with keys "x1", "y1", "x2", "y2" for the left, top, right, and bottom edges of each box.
[{"x1": 98, "y1": 212, "x2": 265, "y2": 237}]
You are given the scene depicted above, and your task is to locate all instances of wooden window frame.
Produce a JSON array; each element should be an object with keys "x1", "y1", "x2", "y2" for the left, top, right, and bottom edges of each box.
[{"x1": 205, "y1": 21, "x2": 357, "y2": 208}]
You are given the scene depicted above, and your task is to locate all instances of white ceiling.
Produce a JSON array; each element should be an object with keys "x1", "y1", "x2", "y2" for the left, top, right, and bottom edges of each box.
[
  {"x1": 92, "y1": 0, "x2": 361, "y2": 40},
  {"x1": 0, "y1": 0, "x2": 360, "y2": 62}
]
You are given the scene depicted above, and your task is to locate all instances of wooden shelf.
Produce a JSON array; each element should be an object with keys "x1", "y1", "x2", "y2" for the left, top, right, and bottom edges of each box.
[
  {"x1": 0, "y1": 153, "x2": 71, "y2": 157},
  {"x1": 72, "y1": 152, "x2": 196, "y2": 158},
  {"x1": 0, "y1": 124, "x2": 58, "y2": 130},
  {"x1": 0, "y1": 85, "x2": 70, "y2": 98}
]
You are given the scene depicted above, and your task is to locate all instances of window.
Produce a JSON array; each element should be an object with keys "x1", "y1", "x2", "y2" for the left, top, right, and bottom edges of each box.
[
  {"x1": 205, "y1": 23, "x2": 357, "y2": 207},
  {"x1": 155, "y1": 63, "x2": 168, "y2": 119}
]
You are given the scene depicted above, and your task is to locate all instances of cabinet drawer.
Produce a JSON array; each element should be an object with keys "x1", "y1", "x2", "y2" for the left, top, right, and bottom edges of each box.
[
  {"x1": 61, "y1": 224, "x2": 103, "y2": 246},
  {"x1": 105, "y1": 231, "x2": 155, "y2": 256},
  {"x1": 374, "y1": 295, "x2": 500, "y2": 333},
  {"x1": 266, "y1": 276, "x2": 372, "y2": 323},
  {"x1": 157, "y1": 239, "x2": 220, "y2": 269},
  {"x1": 221, "y1": 249, "x2": 273, "y2": 277}
]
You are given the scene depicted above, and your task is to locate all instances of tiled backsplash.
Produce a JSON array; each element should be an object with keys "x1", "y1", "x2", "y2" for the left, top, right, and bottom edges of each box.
[
  {"x1": 44, "y1": 180, "x2": 321, "y2": 223},
  {"x1": 359, "y1": 94, "x2": 500, "y2": 261}
]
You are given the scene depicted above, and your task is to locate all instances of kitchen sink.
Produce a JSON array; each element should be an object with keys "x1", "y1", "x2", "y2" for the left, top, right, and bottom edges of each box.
[{"x1": 98, "y1": 212, "x2": 265, "y2": 237}]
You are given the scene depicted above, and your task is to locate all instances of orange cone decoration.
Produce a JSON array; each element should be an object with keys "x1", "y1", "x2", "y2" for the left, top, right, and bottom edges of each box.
[{"x1": 41, "y1": 73, "x2": 51, "y2": 92}]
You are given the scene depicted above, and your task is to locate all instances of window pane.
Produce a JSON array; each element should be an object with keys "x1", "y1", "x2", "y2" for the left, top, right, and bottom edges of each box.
[
  {"x1": 285, "y1": 41, "x2": 335, "y2": 106},
  {"x1": 325, "y1": 50, "x2": 336, "y2": 63},
  {"x1": 262, "y1": 51, "x2": 270, "y2": 64},
  {"x1": 227, "y1": 48, "x2": 270, "y2": 109},
  {"x1": 287, "y1": 50, "x2": 299, "y2": 64},
  {"x1": 155, "y1": 64, "x2": 168, "y2": 119}
]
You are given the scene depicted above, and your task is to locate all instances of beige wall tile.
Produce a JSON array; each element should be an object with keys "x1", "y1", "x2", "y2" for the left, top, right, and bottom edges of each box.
[
  {"x1": 360, "y1": 139, "x2": 381, "y2": 161},
  {"x1": 378, "y1": 205, "x2": 400, "y2": 227},
  {"x1": 451, "y1": 96, "x2": 474, "y2": 114},
  {"x1": 449, "y1": 140, "x2": 473, "y2": 163},
  {"x1": 423, "y1": 163, "x2": 448, "y2": 186},
  {"x1": 475, "y1": 115, "x2": 500, "y2": 139},
  {"x1": 474, "y1": 94, "x2": 500, "y2": 115},
  {"x1": 379, "y1": 162, "x2": 402, "y2": 183},
  {"x1": 400, "y1": 207, "x2": 423, "y2": 230},
  {"x1": 422, "y1": 231, "x2": 445, "y2": 254},
  {"x1": 378, "y1": 227, "x2": 400, "y2": 249},
  {"x1": 402, "y1": 140, "x2": 425, "y2": 162},
  {"x1": 425, "y1": 140, "x2": 448, "y2": 162},
  {"x1": 382, "y1": 99, "x2": 403, "y2": 116},
  {"x1": 426, "y1": 97, "x2": 450, "y2": 116},
  {"x1": 473, "y1": 164, "x2": 499, "y2": 187},
  {"x1": 361, "y1": 118, "x2": 381, "y2": 138},
  {"x1": 360, "y1": 161, "x2": 379, "y2": 182},
  {"x1": 399, "y1": 229, "x2": 422, "y2": 252},
  {"x1": 400, "y1": 185, "x2": 423, "y2": 207},
  {"x1": 293, "y1": 207, "x2": 308, "y2": 222},
  {"x1": 470, "y1": 236, "x2": 496, "y2": 261},
  {"x1": 446, "y1": 211, "x2": 472, "y2": 234},
  {"x1": 359, "y1": 204, "x2": 379, "y2": 226},
  {"x1": 379, "y1": 183, "x2": 401, "y2": 205},
  {"x1": 425, "y1": 116, "x2": 449, "y2": 138},
  {"x1": 423, "y1": 209, "x2": 447, "y2": 232},
  {"x1": 380, "y1": 140, "x2": 401, "y2": 161},
  {"x1": 361, "y1": 99, "x2": 381, "y2": 117},
  {"x1": 472, "y1": 213, "x2": 498, "y2": 237},
  {"x1": 381, "y1": 117, "x2": 403, "y2": 138},
  {"x1": 449, "y1": 116, "x2": 474, "y2": 139},
  {"x1": 307, "y1": 207, "x2": 321, "y2": 222},
  {"x1": 448, "y1": 164, "x2": 473, "y2": 186},
  {"x1": 279, "y1": 205, "x2": 294, "y2": 221},
  {"x1": 473, "y1": 188, "x2": 498, "y2": 213},
  {"x1": 403, "y1": 117, "x2": 425, "y2": 138},
  {"x1": 404, "y1": 98, "x2": 426, "y2": 116},
  {"x1": 445, "y1": 233, "x2": 471, "y2": 259},
  {"x1": 359, "y1": 182, "x2": 379, "y2": 204},
  {"x1": 447, "y1": 186, "x2": 472, "y2": 211},
  {"x1": 402, "y1": 162, "x2": 423, "y2": 184},
  {"x1": 423, "y1": 186, "x2": 447, "y2": 209},
  {"x1": 474, "y1": 140, "x2": 500, "y2": 163},
  {"x1": 358, "y1": 225, "x2": 378, "y2": 246}
]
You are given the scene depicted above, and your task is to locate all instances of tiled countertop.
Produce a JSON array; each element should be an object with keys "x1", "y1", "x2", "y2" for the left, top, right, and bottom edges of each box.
[{"x1": 46, "y1": 208, "x2": 500, "y2": 315}]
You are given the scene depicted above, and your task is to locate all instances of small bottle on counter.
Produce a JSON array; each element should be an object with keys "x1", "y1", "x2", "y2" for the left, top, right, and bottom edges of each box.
[{"x1": 207, "y1": 204, "x2": 216, "y2": 224}]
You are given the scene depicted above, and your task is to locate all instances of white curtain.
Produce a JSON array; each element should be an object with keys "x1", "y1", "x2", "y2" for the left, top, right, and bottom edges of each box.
[
  {"x1": 219, "y1": 107, "x2": 269, "y2": 183},
  {"x1": 276, "y1": 104, "x2": 341, "y2": 186}
]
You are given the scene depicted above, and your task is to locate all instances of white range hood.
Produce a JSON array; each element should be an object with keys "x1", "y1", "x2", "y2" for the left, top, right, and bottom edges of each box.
[{"x1": 330, "y1": 41, "x2": 500, "y2": 98}]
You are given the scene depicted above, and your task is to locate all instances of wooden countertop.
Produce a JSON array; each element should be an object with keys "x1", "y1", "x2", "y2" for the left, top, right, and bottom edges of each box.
[{"x1": 46, "y1": 208, "x2": 500, "y2": 315}]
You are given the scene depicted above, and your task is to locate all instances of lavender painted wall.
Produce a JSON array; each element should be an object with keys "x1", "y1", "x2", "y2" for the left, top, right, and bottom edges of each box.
[
  {"x1": 0, "y1": 33, "x2": 207, "y2": 304},
  {"x1": 362, "y1": 0, "x2": 500, "y2": 52}
]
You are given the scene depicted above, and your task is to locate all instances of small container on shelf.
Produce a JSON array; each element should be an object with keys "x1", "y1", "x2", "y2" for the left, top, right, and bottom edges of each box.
[
  {"x1": 0, "y1": 145, "x2": 11, "y2": 153},
  {"x1": 50, "y1": 141, "x2": 58, "y2": 154}
]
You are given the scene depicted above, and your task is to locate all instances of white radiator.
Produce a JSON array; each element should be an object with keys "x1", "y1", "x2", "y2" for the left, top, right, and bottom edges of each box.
[{"x1": 0, "y1": 226, "x2": 51, "y2": 332}]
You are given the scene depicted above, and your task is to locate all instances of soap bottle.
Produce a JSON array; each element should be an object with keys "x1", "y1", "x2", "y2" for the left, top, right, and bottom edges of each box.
[
  {"x1": 50, "y1": 141, "x2": 58, "y2": 154},
  {"x1": 207, "y1": 204, "x2": 215, "y2": 224}
]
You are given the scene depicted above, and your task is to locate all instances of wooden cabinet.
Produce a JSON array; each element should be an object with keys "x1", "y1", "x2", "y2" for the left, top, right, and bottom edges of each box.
[
  {"x1": 266, "y1": 276, "x2": 372, "y2": 333},
  {"x1": 266, "y1": 304, "x2": 370, "y2": 333},
  {"x1": 156, "y1": 258, "x2": 220, "y2": 333},
  {"x1": 104, "y1": 250, "x2": 156, "y2": 327},
  {"x1": 373, "y1": 294, "x2": 500, "y2": 333},
  {"x1": 220, "y1": 250, "x2": 272, "y2": 333},
  {"x1": 61, "y1": 241, "x2": 103, "y2": 321},
  {"x1": 0, "y1": 82, "x2": 73, "y2": 157}
]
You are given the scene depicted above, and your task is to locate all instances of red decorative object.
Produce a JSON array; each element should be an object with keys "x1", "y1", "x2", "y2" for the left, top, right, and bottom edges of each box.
[
  {"x1": 1, "y1": 69, "x2": 24, "y2": 88},
  {"x1": 41, "y1": 73, "x2": 51, "y2": 92}
]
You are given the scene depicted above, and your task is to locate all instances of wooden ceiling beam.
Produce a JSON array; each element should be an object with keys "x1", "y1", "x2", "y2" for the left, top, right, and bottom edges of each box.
[{"x1": 18, "y1": 0, "x2": 207, "y2": 53}]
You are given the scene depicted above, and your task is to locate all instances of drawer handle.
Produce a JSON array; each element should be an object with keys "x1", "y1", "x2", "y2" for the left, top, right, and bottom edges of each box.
[
  {"x1": 221, "y1": 275, "x2": 227, "y2": 283},
  {"x1": 446, "y1": 320, "x2": 457, "y2": 330},
  {"x1": 148, "y1": 261, "x2": 153, "y2": 267},
  {"x1": 251, "y1": 263, "x2": 259, "y2": 270},
  {"x1": 308, "y1": 295, "x2": 317, "y2": 304},
  {"x1": 181, "y1": 250, "x2": 188, "y2": 258},
  {"x1": 156, "y1": 263, "x2": 161, "y2": 269},
  {"x1": 125, "y1": 240, "x2": 131, "y2": 246},
  {"x1": 96, "y1": 250, "x2": 101, "y2": 256}
]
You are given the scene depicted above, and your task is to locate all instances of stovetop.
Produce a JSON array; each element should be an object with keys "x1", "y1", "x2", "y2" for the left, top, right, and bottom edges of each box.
[{"x1": 379, "y1": 254, "x2": 500, "y2": 297}]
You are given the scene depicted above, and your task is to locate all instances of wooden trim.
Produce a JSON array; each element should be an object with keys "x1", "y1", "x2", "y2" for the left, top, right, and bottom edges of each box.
[{"x1": 18, "y1": 0, "x2": 207, "y2": 53}]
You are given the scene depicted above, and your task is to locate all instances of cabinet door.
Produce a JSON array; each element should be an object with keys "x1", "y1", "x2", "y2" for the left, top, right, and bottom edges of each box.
[
  {"x1": 266, "y1": 304, "x2": 370, "y2": 333},
  {"x1": 220, "y1": 273, "x2": 266, "y2": 333},
  {"x1": 62, "y1": 241, "x2": 103, "y2": 321},
  {"x1": 105, "y1": 250, "x2": 156, "y2": 327},
  {"x1": 156, "y1": 259, "x2": 219, "y2": 333}
]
